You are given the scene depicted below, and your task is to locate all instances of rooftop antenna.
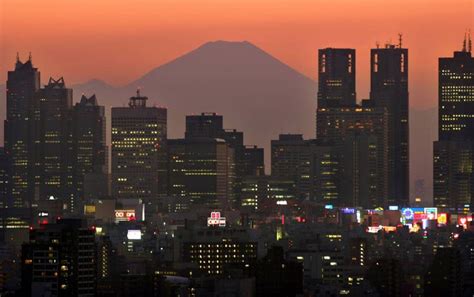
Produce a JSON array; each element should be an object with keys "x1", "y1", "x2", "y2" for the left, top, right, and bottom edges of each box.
[
  {"x1": 16, "y1": 52, "x2": 20, "y2": 62},
  {"x1": 398, "y1": 33, "x2": 403, "y2": 48},
  {"x1": 28, "y1": 52, "x2": 32, "y2": 61},
  {"x1": 136, "y1": 87, "x2": 141, "y2": 97},
  {"x1": 462, "y1": 31, "x2": 467, "y2": 52},
  {"x1": 376, "y1": 41, "x2": 380, "y2": 49}
]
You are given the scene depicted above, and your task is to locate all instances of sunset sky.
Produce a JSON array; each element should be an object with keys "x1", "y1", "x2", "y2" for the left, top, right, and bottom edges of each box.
[{"x1": 1, "y1": 0, "x2": 472, "y2": 108}]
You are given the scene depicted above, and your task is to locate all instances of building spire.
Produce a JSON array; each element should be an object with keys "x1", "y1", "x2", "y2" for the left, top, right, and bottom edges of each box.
[
  {"x1": 398, "y1": 33, "x2": 403, "y2": 48},
  {"x1": 463, "y1": 31, "x2": 467, "y2": 52},
  {"x1": 16, "y1": 52, "x2": 20, "y2": 63},
  {"x1": 28, "y1": 52, "x2": 32, "y2": 62}
]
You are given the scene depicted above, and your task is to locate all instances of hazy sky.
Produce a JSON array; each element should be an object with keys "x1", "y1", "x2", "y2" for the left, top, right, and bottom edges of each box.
[{"x1": 1, "y1": 0, "x2": 472, "y2": 108}]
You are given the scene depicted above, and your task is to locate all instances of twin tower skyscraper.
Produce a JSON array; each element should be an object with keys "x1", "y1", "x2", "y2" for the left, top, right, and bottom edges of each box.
[{"x1": 316, "y1": 40, "x2": 409, "y2": 207}]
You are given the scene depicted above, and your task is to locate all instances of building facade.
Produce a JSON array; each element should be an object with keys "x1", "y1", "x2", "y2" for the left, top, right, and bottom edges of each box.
[
  {"x1": 434, "y1": 42, "x2": 474, "y2": 211},
  {"x1": 4, "y1": 55, "x2": 40, "y2": 208},
  {"x1": 370, "y1": 42, "x2": 409, "y2": 206},
  {"x1": 111, "y1": 90, "x2": 167, "y2": 213}
]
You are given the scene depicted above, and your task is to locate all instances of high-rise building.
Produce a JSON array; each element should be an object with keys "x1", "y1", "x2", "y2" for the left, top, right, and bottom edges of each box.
[
  {"x1": 72, "y1": 95, "x2": 107, "y2": 213},
  {"x1": 31, "y1": 77, "x2": 74, "y2": 207},
  {"x1": 167, "y1": 138, "x2": 235, "y2": 209},
  {"x1": 317, "y1": 48, "x2": 356, "y2": 108},
  {"x1": 433, "y1": 39, "x2": 474, "y2": 211},
  {"x1": 316, "y1": 104, "x2": 389, "y2": 207},
  {"x1": 175, "y1": 112, "x2": 262, "y2": 208},
  {"x1": 4, "y1": 54, "x2": 40, "y2": 208},
  {"x1": 21, "y1": 219, "x2": 96, "y2": 297},
  {"x1": 271, "y1": 134, "x2": 312, "y2": 199},
  {"x1": 271, "y1": 135, "x2": 343, "y2": 203},
  {"x1": 111, "y1": 90, "x2": 167, "y2": 213},
  {"x1": 370, "y1": 40, "x2": 409, "y2": 206}
]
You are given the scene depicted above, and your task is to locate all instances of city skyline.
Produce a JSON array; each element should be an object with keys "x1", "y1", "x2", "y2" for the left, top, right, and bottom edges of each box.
[
  {"x1": 1, "y1": 2, "x2": 474, "y2": 295},
  {"x1": 1, "y1": 0, "x2": 472, "y2": 109}
]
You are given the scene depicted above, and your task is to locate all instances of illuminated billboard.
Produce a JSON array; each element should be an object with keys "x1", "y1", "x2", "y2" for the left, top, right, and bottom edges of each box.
[
  {"x1": 437, "y1": 213, "x2": 448, "y2": 225},
  {"x1": 115, "y1": 209, "x2": 136, "y2": 222},
  {"x1": 127, "y1": 230, "x2": 142, "y2": 240},
  {"x1": 207, "y1": 212, "x2": 226, "y2": 227},
  {"x1": 341, "y1": 208, "x2": 356, "y2": 214}
]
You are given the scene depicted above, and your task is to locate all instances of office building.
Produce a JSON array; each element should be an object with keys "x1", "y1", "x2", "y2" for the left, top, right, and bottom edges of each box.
[
  {"x1": 4, "y1": 54, "x2": 40, "y2": 208},
  {"x1": 72, "y1": 95, "x2": 107, "y2": 213},
  {"x1": 31, "y1": 77, "x2": 74, "y2": 208},
  {"x1": 370, "y1": 39, "x2": 409, "y2": 206},
  {"x1": 317, "y1": 104, "x2": 389, "y2": 207},
  {"x1": 434, "y1": 39, "x2": 474, "y2": 211},
  {"x1": 271, "y1": 134, "x2": 312, "y2": 199},
  {"x1": 167, "y1": 138, "x2": 235, "y2": 209},
  {"x1": 112, "y1": 90, "x2": 167, "y2": 214}
]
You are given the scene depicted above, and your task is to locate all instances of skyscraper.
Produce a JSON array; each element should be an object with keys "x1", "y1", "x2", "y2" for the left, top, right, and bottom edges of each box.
[
  {"x1": 31, "y1": 77, "x2": 74, "y2": 207},
  {"x1": 111, "y1": 90, "x2": 167, "y2": 212},
  {"x1": 370, "y1": 39, "x2": 409, "y2": 206},
  {"x1": 433, "y1": 37, "x2": 474, "y2": 211},
  {"x1": 4, "y1": 54, "x2": 40, "y2": 208},
  {"x1": 177, "y1": 112, "x2": 262, "y2": 207},
  {"x1": 317, "y1": 104, "x2": 389, "y2": 207},
  {"x1": 72, "y1": 95, "x2": 107, "y2": 212},
  {"x1": 317, "y1": 48, "x2": 356, "y2": 108}
]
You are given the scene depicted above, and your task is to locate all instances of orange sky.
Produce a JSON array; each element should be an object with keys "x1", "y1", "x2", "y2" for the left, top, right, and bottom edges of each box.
[{"x1": 1, "y1": 0, "x2": 472, "y2": 108}]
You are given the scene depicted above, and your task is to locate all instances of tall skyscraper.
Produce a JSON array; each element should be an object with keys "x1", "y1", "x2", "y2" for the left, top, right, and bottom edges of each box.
[
  {"x1": 111, "y1": 90, "x2": 167, "y2": 212},
  {"x1": 21, "y1": 219, "x2": 97, "y2": 296},
  {"x1": 72, "y1": 95, "x2": 107, "y2": 212},
  {"x1": 317, "y1": 48, "x2": 356, "y2": 108},
  {"x1": 433, "y1": 37, "x2": 473, "y2": 211},
  {"x1": 4, "y1": 54, "x2": 40, "y2": 208},
  {"x1": 317, "y1": 104, "x2": 389, "y2": 207},
  {"x1": 31, "y1": 77, "x2": 74, "y2": 207},
  {"x1": 370, "y1": 39, "x2": 409, "y2": 206}
]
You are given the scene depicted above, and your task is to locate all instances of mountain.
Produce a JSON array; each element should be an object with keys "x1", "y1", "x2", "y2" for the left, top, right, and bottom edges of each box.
[
  {"x1": 74, "y1": 40, "x2": 317, "y2": 146},
  {"x1": 0, "y1": 41, "x2": 438, "y2": 201}
]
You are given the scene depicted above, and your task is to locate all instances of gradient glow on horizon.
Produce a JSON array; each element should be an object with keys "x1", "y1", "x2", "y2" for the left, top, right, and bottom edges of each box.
[{"x1": 1, "y1": 0, "x2": 472, "y2": 108}]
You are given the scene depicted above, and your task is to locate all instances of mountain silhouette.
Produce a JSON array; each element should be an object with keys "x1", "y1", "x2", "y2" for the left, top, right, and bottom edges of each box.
[
  {"x1": 0, "y1": 41, "x2": 437, "y2": 201},
  {"x1": 74, "y1": 40, "x2": 317, "y2": 168}
]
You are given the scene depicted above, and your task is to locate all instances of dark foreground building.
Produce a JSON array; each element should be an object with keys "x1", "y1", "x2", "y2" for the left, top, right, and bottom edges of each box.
[{"x1": 21, "y1": 219, "x2": 96, "y2": 297}]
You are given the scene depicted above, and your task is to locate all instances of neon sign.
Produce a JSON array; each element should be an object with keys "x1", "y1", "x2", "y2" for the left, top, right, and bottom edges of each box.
[{"x1": 207, "y1": 212, "x2": 226, "y2": 227}]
